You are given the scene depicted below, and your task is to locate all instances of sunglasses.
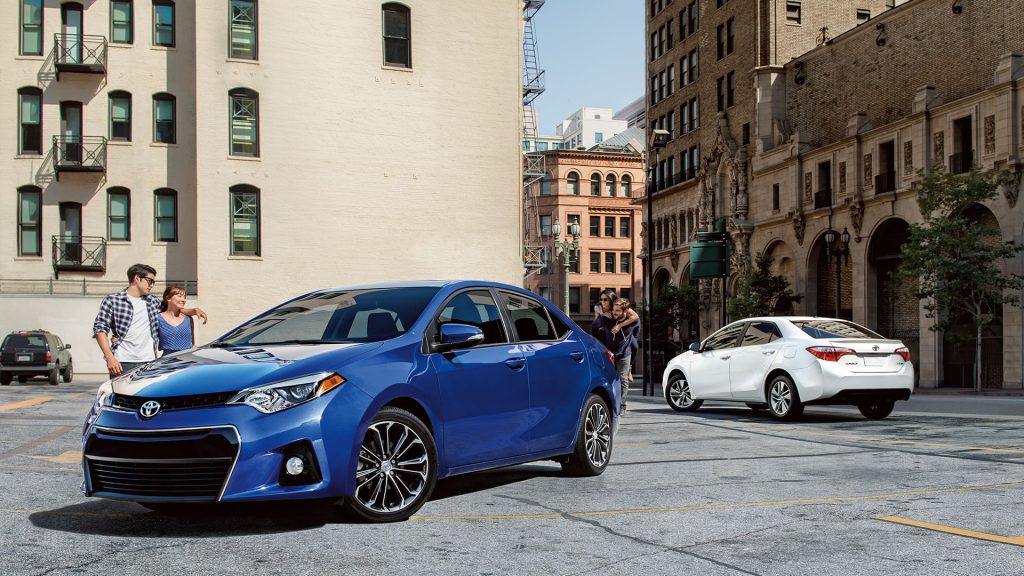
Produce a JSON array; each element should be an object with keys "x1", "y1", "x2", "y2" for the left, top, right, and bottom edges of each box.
[
  {"x1": 600, "y1": 298, "x2": 610, "y2": 301},
  {"x1": 139, "y1": 276, "x2": 156, "y2": 286}
]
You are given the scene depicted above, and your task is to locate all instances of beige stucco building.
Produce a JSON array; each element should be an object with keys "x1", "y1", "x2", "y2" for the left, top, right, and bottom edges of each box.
[{"x1": 1, "y1": 0, "x2": 522, "y2": 373}]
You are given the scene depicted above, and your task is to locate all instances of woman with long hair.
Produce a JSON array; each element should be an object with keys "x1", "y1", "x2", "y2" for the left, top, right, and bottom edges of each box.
[{"x1": 157, "y1": 286, "x2": 195, "y2": 355}]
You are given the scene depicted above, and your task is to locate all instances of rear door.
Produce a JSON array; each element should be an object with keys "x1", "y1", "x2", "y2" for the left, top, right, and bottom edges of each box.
[
  {"x1": 729, "y1": 321, "x2": 783, "y2": 400},
  {"x1": 497, "y1": 290, "x2": 588, "y2": 453}
]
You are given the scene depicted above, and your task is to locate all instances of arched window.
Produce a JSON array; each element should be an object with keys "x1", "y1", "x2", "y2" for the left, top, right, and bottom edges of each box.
[
  {"x1": 229, "y1": 88, "x2": 259, "y2": 157},
  {"x1": 606, "y1": 174, "x2": 617, "y2": 197},
  {"x1": 153, "y1": 92, "x2": 175, "y2": 143},
  {"x1": 382, "y1": 3, "x2": 411, "y2": 68},
  {"x1": 154, "y1": 188, "x2": 177, "y2": 242},
  {"x1": 590, "y1": 173, "x2": 601, "y2": 196},
  {"x1": 621, "y1": 174, "x2": 633, "y2": 197},
  {"x1": 567, "y1": 172, "x2": 580, "y2": 195},
  {"x1": 109, "y1": 90, "x2": 132, "y2": 141},
  {"x1": 230, "y1": 184, "x2": 260, "y2": 256},
  {"x1": 107, "y1": 186, "x2": 131, "y2": 241},
  {"x1": 18, "y1": 87, "x2": 43, "y2": 155},
  {"x1": 17, "y1": 185, "x2": 42, "y2": 256},
  {"x1": 540, "y1": 172, "x2": 552, "y2": 196}
]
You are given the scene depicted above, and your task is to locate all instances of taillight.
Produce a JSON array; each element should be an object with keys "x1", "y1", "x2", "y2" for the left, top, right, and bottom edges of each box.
[
  {"x1": 806, "y1": 346, "x2": 855, "y2": 362},
  {"x1": 46, "y1": 352, "x2": 53, "y2": 362},
  {"x1": 605, "y1": 349, "x2": 616, "y2": 366},
  {"x1": 894, "y1": 346, "x2": 910, "y2": 361}
]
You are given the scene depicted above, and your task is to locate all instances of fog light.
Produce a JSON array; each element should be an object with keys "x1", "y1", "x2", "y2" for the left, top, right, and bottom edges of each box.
[{"x1": 285, "y1": 456, "x2": 305, "y2": 476}]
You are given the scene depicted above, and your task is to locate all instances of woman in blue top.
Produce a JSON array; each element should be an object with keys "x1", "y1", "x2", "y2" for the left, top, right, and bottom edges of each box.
[{"x1": 157, "y1": 286, "x2": 195, "y2": 355}]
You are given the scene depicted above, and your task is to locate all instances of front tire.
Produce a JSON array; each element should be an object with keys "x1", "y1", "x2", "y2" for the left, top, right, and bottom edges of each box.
[
  {"x1": 859, "y1": 401, "x2": 894, "y2": 420},
  {"x1": 62, "y1": 362, "x2": 74, "y2": 383},
  {"x1": 665, "y1": 373, "x2": 703, "y2": 412},
  {"x1": 767, "y1": 374, "x2": 803, "y2": 420},
  {"x1": 562, "y1": 394, "x2": 613, "y2": 477},
  {"x1": 341, "y1": 407, "x2": 437, "y2": 523}
]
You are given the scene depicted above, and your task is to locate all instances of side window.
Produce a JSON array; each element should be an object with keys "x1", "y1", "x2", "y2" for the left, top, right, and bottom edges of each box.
[
  {"x1": 501, "y1": 292, "x2": 556, "y2": 342},
  {"x1": 739, "y1": 322, "x2": 781, "y2": 346},
  {"x1": 436, "y1": 290, "x2": 507, "y2": 345},
  {"x1": 702, "y1": 323, "x2": 745, "y2": 351}
]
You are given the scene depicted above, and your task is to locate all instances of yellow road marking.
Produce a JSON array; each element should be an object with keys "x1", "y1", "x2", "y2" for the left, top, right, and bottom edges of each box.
[
  {"x1": 878, "y1": 516, "x2": 1024, "y2": 546},
  {"x1": 411, "y1": 480, "x2": 1024, "y2": 521},
  {"x1": 0, "y1": 397, "x2": 55, "y2": 412},
  {"x1": 29, "y1": 450, "x2": 81, "y2": 464}
]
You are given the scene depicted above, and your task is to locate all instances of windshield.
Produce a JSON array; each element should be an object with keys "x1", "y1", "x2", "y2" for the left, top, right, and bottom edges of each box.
[
  {"x1": 217, "y1": 287, "x2": 440, "y2": 346},
  {"x1": 793, "y1": 319, "x2": 883, "y2": 340}
]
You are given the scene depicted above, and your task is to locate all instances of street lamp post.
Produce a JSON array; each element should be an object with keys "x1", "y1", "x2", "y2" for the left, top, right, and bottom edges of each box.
[
  {"x1": 551, "y1": 218, "x2": 580, "y2": 315},
  {"x1": 644, "y1": 129, "x2": 670, "y2": 396},
  {"x1": 823, "y1": 226, "x2": 851, "y2": 318}
]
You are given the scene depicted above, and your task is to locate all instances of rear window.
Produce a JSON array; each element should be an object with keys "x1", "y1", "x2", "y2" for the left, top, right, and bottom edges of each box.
[
  {"x1": 793, "y1": 320, "x2": 882, "y2": 339},
  {"x1": 2, "y1": 334, "x2": 48, "y2": 351}
]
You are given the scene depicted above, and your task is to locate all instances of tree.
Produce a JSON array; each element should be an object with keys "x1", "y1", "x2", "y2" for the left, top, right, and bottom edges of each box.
[
  {"x1": 898, "y1": 167, "x2": 1024, "y2": 390},
  {"x1": 727, "y1": 252, "x2": 801, "y2": 321},
  {"x1": 647, "y1": 283, "x2": 702, "y2": 352}
]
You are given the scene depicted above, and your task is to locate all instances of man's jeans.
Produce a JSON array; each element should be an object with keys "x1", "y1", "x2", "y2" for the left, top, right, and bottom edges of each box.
[{"x1": 617, "y1": 353, "x2": 632, "y2": 407}]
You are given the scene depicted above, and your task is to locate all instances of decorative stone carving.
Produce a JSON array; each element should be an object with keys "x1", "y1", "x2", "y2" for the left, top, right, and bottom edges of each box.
[
  {"x1": 839, "y1": 161, "x2": 847, "y2": 195},
  {"x1": 671, "y1": 214, "x2": 678, "y2": 247},
  {"x1": 1000, "y1": 170, "x2": 1021, "y2": 208},
  {"x1": 792, "y1": 211, "x2": 806, "y2": 246},
  {"x1": 863, "y1": 153, "x2": 873, "y2": 184},
  {"x1": 670, "y1": 251, "x2": 680, "y2": 270},
  {"x1": 934, "y1": 131, "x2": 944, "y2": 167},
  {"x1": 804, "y1": 172, "x2": 812, "y2": 204},
  {"x1": 985, "y1": 115, "x2": 996, "y2": 155},
  {"x1": 850, "y1": 197, "x2": 864, "y2": 237},
  {"x1": 904, "y1": 141, "x2": 914, "y2": 174}
]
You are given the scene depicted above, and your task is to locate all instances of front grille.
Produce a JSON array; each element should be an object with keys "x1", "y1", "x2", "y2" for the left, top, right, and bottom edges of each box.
[
  {"x1": 84, "y1": 427, "x2": 239, "y2": 500},
  {"x1": 112, "y1": 392, "x2": 236, "y2": 412}
]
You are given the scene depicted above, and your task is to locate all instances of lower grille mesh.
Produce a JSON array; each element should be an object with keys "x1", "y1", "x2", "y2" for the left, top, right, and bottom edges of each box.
[{"x1": 88, "y1": 458, "x2": 232, "y2": 497}]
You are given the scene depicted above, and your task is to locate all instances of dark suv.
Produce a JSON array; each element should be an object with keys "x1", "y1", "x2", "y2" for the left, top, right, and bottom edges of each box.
[{"x1": 0, "y1": 331, "x2": 73, "y2": 386}]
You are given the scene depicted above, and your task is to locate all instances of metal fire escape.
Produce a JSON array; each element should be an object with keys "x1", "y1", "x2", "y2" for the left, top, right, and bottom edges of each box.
[{"x1": 522, "y1": 0, "x2": 547, "y2": 275}]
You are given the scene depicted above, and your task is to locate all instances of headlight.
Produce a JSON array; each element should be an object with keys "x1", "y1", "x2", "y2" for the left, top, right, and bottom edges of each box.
[
  {"x1": 228, "y1": 372, "x2": 345, "y2": 414},
  {"x1": 95, "y1": 380, "x2": 114, "y2": 408}
]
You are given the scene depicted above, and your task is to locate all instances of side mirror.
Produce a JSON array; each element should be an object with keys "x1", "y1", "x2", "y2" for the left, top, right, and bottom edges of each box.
[
  {"x1": 688, "y1": 342, "x2": 700, "y2": 353},
  {"x1": 64, "y1": 344, "x2": 71, "y2": 350},
  {"x1": 433, "y1": 323, "x2": 485, "y2": 353}
]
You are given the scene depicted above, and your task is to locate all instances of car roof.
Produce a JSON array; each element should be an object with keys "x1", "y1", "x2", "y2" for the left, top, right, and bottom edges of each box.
[
  {"x1": 316, "y1": 280, "x2": 529, "y2": 293},
  {"x1": 736, "y1": 316, "x2": 847, "y2": 323}
]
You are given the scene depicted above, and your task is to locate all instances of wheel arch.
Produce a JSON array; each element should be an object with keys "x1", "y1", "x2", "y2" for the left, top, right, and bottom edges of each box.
[{"x1": 763, "y1": 368, "x2": 793, "y2": 401}]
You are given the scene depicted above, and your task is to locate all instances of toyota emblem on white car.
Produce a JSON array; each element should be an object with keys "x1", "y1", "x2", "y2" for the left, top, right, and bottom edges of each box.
[{"x1": 139, "y1": 400, "x2": 161, "y2": 419}]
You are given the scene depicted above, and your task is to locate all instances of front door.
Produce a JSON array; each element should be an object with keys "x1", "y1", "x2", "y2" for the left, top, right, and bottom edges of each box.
[
  {"x1": 62, "y1": 3, "x2": 84, "y2": 64},
  {"x1": 59, "y1": 202, "x2": 82, "y2": 264},
  {"x1": 688, "y1": 322, "x2": 746, "y2": 399},
  {"x1": 60, "y1": 102, "x2": 83, "y2": 164}
]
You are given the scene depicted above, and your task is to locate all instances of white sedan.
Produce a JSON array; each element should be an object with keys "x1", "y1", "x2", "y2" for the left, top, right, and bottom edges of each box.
[{"x1": 662, "y1": 317, "x2": 914, "y2": 420}]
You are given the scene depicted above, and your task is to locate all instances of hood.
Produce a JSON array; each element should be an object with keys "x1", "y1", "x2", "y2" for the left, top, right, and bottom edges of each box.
[{"x1": 111, "y1": 342, "x2": 380, "y2": 397}]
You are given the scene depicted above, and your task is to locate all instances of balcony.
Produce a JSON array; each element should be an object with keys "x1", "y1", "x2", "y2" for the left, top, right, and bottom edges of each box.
[
  {"x1": 949, "y1": 150, "x2": 974, "y2": 175},
  {"x1": 814, "y1": 189, "x2": 832, "y2": 210},
  {"x1": 875, "y1": 171, "x2": 896, "y2": 194},
  {"x1": 54, "y1": 34, "x2": 107, "y2": 80},
  {"x1": 52, "y1": 236, "x2": 106, "y2": 278},
  {"x1": 52, "y1": 136, "x2": 107, "y2": 180}
]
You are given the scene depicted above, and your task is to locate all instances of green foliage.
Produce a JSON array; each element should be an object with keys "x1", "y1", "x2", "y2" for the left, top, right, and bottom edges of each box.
[
  {"x1": 645, "y1": 283, "x2": 701, "y2": 351},
  {"x1": 727, "y1": 253, "x2": 801, "y2": 321}
]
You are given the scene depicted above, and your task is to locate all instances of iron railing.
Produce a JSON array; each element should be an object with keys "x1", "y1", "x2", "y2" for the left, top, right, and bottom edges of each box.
[
  {"x1": 949, "y1": 150, "x2": 974, "y2": 174},
  {"x1": 875, "y1": 171, "x2": 897, "y2": 194},
  {"x1": 52, "y1": 136, "x2": 107, "y2": 179},
  {"x1": 54, "y1": 34, "x2": 107, "y2": 79},
  {"x1": 51, "y1": 235, "x2": 106, "y2": 278},
  {"x1": 0, "y1": 278, "x2": 199, "y2": 296},
  {"x1": 814, "y1": 189, "x2": 832, "y2": 209}
]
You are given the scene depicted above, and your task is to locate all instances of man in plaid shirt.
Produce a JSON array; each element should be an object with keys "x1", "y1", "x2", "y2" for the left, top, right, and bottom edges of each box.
[{"x1": 93, "y1": 263, "x2": 206, "y2": 376}]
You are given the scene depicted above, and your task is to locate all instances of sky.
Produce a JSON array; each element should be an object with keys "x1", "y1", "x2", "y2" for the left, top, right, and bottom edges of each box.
[{"x1": 531, "y1": 0, "x2": 645, "y2": 135}]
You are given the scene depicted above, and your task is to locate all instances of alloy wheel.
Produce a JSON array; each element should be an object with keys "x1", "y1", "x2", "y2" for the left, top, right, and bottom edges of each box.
[
  {"x1": 670, "y1": 378, "x2": 693, "y2": 408},
  {"x1": 584, "y1": 402, "x2": 611, "y2": 468},
  {"x1": 354, "y1": 420, "x2": 430, "y2": 515},
  {"x1": 770, "y1": 380, "x2": 792, "y2": 415}
]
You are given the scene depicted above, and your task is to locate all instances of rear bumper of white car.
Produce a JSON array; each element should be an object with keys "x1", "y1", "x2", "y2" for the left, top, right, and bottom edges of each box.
[{"x1": 791, "y1": 361, "x2": 914, "y2": 404}]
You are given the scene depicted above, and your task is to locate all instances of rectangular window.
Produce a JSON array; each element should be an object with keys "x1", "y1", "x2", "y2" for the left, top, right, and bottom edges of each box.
[
  {"x1": 688, "y1": 49, "x2": 698, "y2": 82},
  {"x1": 716, "y1": 23, "x2": 725, "y2": 59},
  {"x1": 667, "y1": 65, "x2": 675, "y2": 95},
  {"x1": 658, "y1": 26, "x2": 665, "y2": 58},
  {"x1": 688, "y1": 1, "x2": 698, "y2": 35},
  {"x1": 595, "y1": 132, "x2": 603, "y2": 143},
  {"x1": 659, "y1": 70, "x2": 667, "y2": 100},
  {"x1": 620, "y1": 217, "x2": 631, "y2": 238},
  {"x1": 590, "y1": 216, "x2": 600, "y2": 237},
  {"x1": 650, "y1": 32, "x2": 657, "y2": 62},
  {"x1": 690, "y1": 97, "x2": 699, "y2": 129},
  {"x1": 231, "y1": 187, "x2": 260, "y2": 256},
  {"x1": 17, "y1": 188, "x2": 42, "y2": 256},
  {"x1": 621, "y1": 287, "x2": 632, "y2": 302},
  {"x1": 772, "y1": 183, "x2": 780, "y2": 211},
  {"x1": 230, "y1": 0, "x2": 258, "y2": 59},
  {"x1": 726, "y1": 17, "x2": 734, "y2": 54},
  {"x1": 681, "y1": 103, "x2": 689, "y2": 133},
  {"x1": 683, "y1": 150, "x2": 691, "y2": 180},
  {"x1": 589, "y1": 288, "x2": 601, "y2": 310},
  {"x1": 536, "y1": 141, "x2": 548, "y2": 151},
  {"x1": 727, "y1": 70, "x2": 735, "y2": 108},
  {"x1": 667, "y1": 18, "x2": 674, "y2": 49},
  {"x1": 605, "y1": 253, "x2": 616, "y2": 274},
  {"x1": 111, "y1": 1, "x2": 134, "y2": 44},
  {"x1": 569, "y1": 250, "x2": 580, "y2": 274},
  {"x1": 605, "y1": 216, "x2": 616, "y2": 237},
  {"x1": 620, "y1": 253, "x2": 631, "y2": 274},
  {"x1": 230, "y1": 91, "x2": 259, "y2": 156},
  {"x1": 668, "y1": 110, "x2": 675, "y2": 139},
  {"x1": 569, "y1": 287, "x2": 580, "y2": 314},
  {"x1": 21, "y1": 0, "x2": 43, "y2": 55},
  {"x1": 108, "y1": 190, "x2": 130, "y2": 241},
  {"x1": 680, "y1": 57, "x2": 688, "y2": 87},
  {"x1": 154, "y1": 96, "x2": 176, "y2": 143},
  {"x1": 590, "y1": 252, "x2": 600, "y2": 273},
  {"x1": 154, "y1": 190, "x2": 177, "y2": 242},
  {"x1": 650, "y1": 76, "x2": 658, "y2": 105},
  {"x1": 110, "y1": 94, "x2": 131, "y2": 141},
  {"x1": 786, "y1": 2, "x2": 801, "y2": 24},
  {"x1": 540, "y1": 214, "x2": 551, "y2": 237},
  {"x1": 153, "y1": 0, "x2": 175, "y2": 47},
  {"x1": 18, "y1": 90, "x2": 42, "y2": 155},
  {"x1": 717, "y1": 76, "x2": 725, "y2": 111}
]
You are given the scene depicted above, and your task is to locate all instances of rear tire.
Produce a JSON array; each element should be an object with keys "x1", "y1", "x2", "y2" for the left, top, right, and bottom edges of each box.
[
  {"x1": 665, "y1": 373, "x2": 703, "y2": 412},
  {"x1": 48, "y1": 368, "x2": 59, "y2": 386},
  {"x1": 562, "y1": 394, "x2": 613, "y2": 477},
  {"x1": 767, "y1": 374, "x2": 803, "y2": 420},
  {"x1": 62, "y1": 362, "x2": 74, "y2": 383},
  {"x1": 0, "y1": 372, "x2": 10, "y2": 385},
  {"x1": 858, "y1": 401, "x2": 894, "y2": 420}
]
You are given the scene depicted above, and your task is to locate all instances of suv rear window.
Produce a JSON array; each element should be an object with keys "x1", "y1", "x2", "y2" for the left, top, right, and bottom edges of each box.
[
  {"x1": 2, "y1": 334, "x2": 48, "y2": 351},
  {"x1": 793, "y1": 320, "x2": 882, "y2": 339}
]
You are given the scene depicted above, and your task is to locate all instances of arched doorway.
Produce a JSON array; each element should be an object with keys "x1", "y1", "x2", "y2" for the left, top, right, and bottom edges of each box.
[
  {"x1": 653, "y1": 267, "x2": 672, "y2": 301},
  {"x1": 867, "y1": 218, "x2": 918, "y2": 382},
  {"x1": 810, "y1": 232, "x2": 852, "y2": 319},
  {"x1": 941, "y1": 204, "x2": 1003, "y2": 388}
]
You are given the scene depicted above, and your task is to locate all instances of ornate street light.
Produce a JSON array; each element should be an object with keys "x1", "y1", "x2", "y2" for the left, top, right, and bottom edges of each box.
[
  {"x1": 551, "y1": 217, "x2": 580, "y2": 315},
  {"x1": 823, "y1": 226, "x2": 851, "y2": 318}
]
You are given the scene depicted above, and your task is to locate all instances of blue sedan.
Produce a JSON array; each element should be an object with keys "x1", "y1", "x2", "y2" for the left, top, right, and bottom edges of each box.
[{"x1": 81, "y1": 281, "x2": 619, "y2": 522}]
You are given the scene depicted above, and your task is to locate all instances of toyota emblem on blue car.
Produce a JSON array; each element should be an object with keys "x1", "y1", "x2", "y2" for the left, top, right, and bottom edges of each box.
[{"x1": 139, "y1": 400, "x2": 161, "y2": 419}]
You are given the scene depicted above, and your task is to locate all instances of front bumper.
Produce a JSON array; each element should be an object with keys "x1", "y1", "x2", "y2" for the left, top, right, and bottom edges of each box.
[{"x1": 82, "y1": 384, "x2": 374, "y2": 503}]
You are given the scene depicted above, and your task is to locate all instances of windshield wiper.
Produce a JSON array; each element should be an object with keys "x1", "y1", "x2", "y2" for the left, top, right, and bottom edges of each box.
[{"x1": 209, "y1": 341, "x2": 237, "y2": 348}]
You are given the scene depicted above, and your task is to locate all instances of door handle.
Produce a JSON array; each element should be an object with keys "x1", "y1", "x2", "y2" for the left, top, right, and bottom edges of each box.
[
  {"x1": 719, "y1": 355, "x2": 731, "y2": 360},
  {"x1": 762, "y1": 350, "x2": 777, "y2": 355},
  {"x1": 504, "y1": 358, "x2": 527, "y2": 370},
  {"x1": 569, "y1": 351, "x2": 586, "y2": 362}
]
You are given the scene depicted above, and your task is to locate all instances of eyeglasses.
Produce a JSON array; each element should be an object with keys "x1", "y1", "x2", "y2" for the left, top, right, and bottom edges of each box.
[
  {"x1": 600, "y1": 297, "x2": 610, "y2": 301},
  {"x1": 139, "y1": 276, "x2": 156, "y2": 286}
]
